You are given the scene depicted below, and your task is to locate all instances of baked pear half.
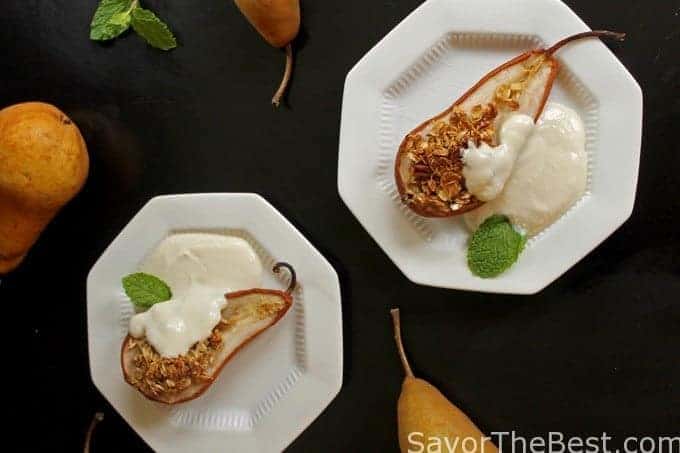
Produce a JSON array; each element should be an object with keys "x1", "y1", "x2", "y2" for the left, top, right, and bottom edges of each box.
[
  {"x1": 395, "y1": 31, "x2": 624, "y2": 217},
  {"x1": 121, "y1": 262, "x2": 296, "y2": 404}
]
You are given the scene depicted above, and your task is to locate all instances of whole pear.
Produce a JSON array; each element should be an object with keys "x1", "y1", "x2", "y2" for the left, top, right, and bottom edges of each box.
[
  {"x1": 391, "y1": 309, "x2": 498, "y2": 453},
  {"x1": 0, "y1": 102, "x2": 88, "y2": 273}
]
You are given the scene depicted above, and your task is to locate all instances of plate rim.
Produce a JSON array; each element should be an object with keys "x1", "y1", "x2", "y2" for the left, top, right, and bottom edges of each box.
[
  {"x1": 87, "y1": 192, "x2": 343, "y2": 452},
  {"x1": 337, "y1": 0, "x2": 643, "y2": 294}
]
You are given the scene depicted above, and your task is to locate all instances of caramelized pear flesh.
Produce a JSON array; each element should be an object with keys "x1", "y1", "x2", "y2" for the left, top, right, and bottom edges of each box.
[
  {"x1": 391, "y1": 309, "x2": 498, "y2": 453},
  {"x1": 395, "y1": 31, "x2": 624, "y2": 218},
  {"x1": 122, "y1": 263, "x2": 296, "y2": 404}
]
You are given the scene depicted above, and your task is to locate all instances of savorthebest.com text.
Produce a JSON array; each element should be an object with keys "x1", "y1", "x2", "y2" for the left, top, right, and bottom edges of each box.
[{"x1": 406, "y1": 431, "x2": 680, "y2": 453}]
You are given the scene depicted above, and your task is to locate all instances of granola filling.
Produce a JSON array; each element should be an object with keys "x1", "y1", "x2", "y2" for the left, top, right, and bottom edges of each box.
[
  {"x1": 401, "y1": 56, "x2": 549, "y2": 213},
  {"x1": 126, "y1": 292, "x2": 288, "y2": 398},
  {"x1": 402, "y1": 103, "x2": 498, "y2": 211},
  {"x1": 494, "y1": 54, "x2": 547, "y2": 109},
  {"x1": 127, "y1": 329, "x2": 223, "y2": 397}
]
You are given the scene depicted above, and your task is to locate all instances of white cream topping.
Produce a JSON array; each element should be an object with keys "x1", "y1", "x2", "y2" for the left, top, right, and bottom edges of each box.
[
  {"x1": 128, "y1": 233, "x2": 263, "y2": 357},
  {"x1": 464, "y1": 103, "x2": 587, "y2": 237},
  {"x1": 462, "y1": 113, "x2": 535, "y2": 201}
]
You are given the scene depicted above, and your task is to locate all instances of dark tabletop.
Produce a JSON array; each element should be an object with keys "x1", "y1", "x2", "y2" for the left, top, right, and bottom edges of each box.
[{"x1": 4, "y1": 0, "x2": 679, "y2": 451}]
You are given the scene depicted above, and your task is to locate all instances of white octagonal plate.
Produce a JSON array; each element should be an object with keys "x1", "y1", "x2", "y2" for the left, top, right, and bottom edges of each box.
[
  {"x1": 338, "y1": 0, "x2": 642, "y2": 294},
  {"x1": 87, "y1": 193, "x2": 343, "y2": 452}
]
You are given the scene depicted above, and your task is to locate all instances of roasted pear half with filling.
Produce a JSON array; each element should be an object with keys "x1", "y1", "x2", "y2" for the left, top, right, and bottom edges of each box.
[
  {"x1": 121, "y1": 262, "x2": 296, "y2": 404},
  {"x1": 395, "y1": 31, "x2": 624, "y2": 217}
]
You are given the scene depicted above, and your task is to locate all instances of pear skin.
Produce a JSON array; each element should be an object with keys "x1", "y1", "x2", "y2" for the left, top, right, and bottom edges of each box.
[
  {"x1": 0, "y1": 102, "x2": 88, "y2": 273},
  {"x1": 391, "y1": 309, "x2": 498, "y2": 453},
  {"x1": 233, "y1": 0, "x2": 300, "y2": 48},
  {"x1": 0, "y1": 254, "x2": 25, "y2": 274}
]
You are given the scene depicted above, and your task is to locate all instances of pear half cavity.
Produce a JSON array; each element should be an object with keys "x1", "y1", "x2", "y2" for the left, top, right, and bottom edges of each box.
[{"x1": 122, "y1": 263, "x2": 296, "y2": 404}]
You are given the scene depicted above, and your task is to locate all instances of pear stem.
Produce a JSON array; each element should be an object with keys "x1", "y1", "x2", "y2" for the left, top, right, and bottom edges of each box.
[
  {"x1": 547, "y1": 30, "x2": 625, "y2": 55},
  {"x1": 390, "y1": 308, "x2": 414, "y2": 378},
  {"x1": 83, "y1": 412, "x2": 104, "y2": 453},
  {"x1": 273, "y1": 262, "x2": 296, "y2": 294},
  {"x1": 272, "y1": 44, "x2": 294, "y2": 107}
]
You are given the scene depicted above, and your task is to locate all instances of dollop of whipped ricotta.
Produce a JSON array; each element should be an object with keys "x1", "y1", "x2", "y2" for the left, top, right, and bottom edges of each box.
[
  {"x1": 462, "y1": 113, "x2": 535, "y2": 201},
  {"x1": 129, "y1": 233, "x2": 263, "y2": 357},
  {"x1": 464, "y1": 103, "x2": 587, "y2": 237}
]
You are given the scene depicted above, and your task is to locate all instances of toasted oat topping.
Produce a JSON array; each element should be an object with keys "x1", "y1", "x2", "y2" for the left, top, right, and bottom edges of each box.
[
  {"x1": 126, "y1": 294, "x2": 287, "y2": 398},
  {"x1": 127, "y1": 329, "x2": 223, "y2": 397},
  {"x1": 402, "y1": 103, "x2": 497, "y2": 211},
  {"x1": 494, "y1": 55, "x2": 546, "y2": 109}
]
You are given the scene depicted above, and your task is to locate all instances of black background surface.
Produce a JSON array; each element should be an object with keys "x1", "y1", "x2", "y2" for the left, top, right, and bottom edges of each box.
[{"x1": 3, "y1": 0, "x2": 679, "y2": 451}]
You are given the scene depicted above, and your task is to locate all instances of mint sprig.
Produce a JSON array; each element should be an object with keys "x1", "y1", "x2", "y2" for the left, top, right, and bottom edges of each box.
[
  {"x1": 90, "y1": 0, "x2": 133, "y2": 40},
  {"x1": 90, "y1": 0, "x2": 177, "y2": 50},
  {"x1": 467, "y1": 215, "x2": 527, "y2": 278},
  {"x1": 122, "y1": 273, "x2": 172, "y2": 309},
  {"x1": 130, "y1": 7, "x2": 178, "y2": 51}
]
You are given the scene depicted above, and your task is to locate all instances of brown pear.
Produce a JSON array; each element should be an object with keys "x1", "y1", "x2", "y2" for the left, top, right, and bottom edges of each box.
[
  {"x1": 122, "y1": 263, "x2": 297, "y2": 404},
  {"x1": 233, "y1": 0, "x2": 301, "y2": 106},
  {"x1": 0, "y1": 102, "x2": 89, "y2": 273},
  {"x1": 395, "y1": 31, "x2": 625, "y2": 218},
  {"x1": 391, "y1": 308, "x2": 498, "y2": 453}
]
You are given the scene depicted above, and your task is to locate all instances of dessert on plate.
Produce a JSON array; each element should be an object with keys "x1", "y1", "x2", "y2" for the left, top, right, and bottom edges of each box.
[
  {"x1": 119, "y1": 232, "x2": 296, "y2": 404},
  {"x1": 394, "y1": 31, "x2": 624, "y2": 277}
]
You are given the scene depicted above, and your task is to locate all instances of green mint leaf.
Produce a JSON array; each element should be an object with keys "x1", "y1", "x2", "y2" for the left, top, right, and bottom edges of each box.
[
  {"x1": 122, "y1": 273, "x2": 172, "y2": 309},
  {"x1": 467, "y1": 215, "x2": 527, "y2": 278},
  {"x1": 131, "y1": 7, "x2": 177, "y2": 50},
  {"x1": 90, "y1": 0, "x2": 133, "y2": 41},
  {"x1": 109, "y1": 11, "x2": 133, "y2": 27}
]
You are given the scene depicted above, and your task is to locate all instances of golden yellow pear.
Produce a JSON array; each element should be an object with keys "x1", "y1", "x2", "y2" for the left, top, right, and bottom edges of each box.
[
  {"x1": 391, "y1": 309, "x2": 498, "y2": 453},
  {"x1": 0, "y1": 102, "x2": 88, "y2": 273},
  {"x1": 232, "y1": 0, "x2": 301, "y2": 106}
]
